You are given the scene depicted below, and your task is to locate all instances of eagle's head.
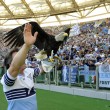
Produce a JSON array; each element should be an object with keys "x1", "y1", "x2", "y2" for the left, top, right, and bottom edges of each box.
[{"x1": 55, "y1": 32, "x2": 68, "y2": 41}]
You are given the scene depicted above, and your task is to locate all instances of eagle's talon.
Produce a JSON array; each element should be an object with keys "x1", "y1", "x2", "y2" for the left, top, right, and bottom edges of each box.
[{"x1": 48, "y1": 58, "x2": 54, "y2": 62}]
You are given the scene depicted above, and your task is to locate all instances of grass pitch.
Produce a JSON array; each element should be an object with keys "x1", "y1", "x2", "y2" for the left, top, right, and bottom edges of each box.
[{"x1": 0, "y1": 84, "x2": 110, "y2": 110}]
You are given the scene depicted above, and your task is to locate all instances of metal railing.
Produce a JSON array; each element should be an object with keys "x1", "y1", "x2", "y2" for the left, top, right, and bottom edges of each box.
[{"x1": 35, "y1": 64, "x2": 99, "y2": 90}]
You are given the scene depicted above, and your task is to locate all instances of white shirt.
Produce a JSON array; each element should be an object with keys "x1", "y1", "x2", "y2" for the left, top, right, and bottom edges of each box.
[{"x1": 1, "y1": 67, "x2": 40, "y2": 110}]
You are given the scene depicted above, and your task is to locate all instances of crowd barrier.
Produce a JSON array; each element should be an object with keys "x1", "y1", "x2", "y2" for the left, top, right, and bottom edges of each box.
[
  {"x1": 35, "y1": 61, "x2": 110, "y2": 91},
  {"x1": 0, "y1": 60, "x2": 110, "y2": 91},
  {"x1": 36, "y1": 64, "x2": 98, "y2": 90}
]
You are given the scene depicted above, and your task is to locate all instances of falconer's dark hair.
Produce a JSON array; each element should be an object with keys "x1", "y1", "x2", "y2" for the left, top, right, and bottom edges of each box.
[{"x1": 4, "y1": 48, "x2": 19, "y2": 70}]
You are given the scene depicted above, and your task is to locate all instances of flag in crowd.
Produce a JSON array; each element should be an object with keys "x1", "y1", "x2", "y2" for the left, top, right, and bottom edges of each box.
[{"x1": 69, "y1": 24, "x2": 80, "y2": 37}]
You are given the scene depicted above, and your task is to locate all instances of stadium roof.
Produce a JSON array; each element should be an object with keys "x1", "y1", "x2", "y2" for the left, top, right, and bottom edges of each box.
[{"x1": 0, "y1": 0, "x2": 110, "y2": 28}]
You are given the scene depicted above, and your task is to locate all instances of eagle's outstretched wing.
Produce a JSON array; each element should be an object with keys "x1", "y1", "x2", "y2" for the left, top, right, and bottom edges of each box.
[
  {"x1": 3, "y1": 22, "x2": 52, "y2": 50},
  {"x1": 3, "y1": 21, "x2": 70, "y2": 57}
]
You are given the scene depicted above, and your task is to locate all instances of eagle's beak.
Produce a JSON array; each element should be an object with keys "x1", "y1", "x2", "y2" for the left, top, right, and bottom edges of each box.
[{"x1": 63, "y1": 33, "x2": 68, "y2": 37}]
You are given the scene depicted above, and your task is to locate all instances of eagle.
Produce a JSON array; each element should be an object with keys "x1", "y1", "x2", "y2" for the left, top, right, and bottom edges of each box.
[{"x1": 3, "y1": 22, "x2": 70, "y2": 59}]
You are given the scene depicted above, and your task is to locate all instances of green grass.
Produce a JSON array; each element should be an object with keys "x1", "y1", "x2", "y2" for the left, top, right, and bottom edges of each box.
[
  {"x1": 0, "y1": 84, "x2": 110, "y2": 110},
  {"x1": 0, "y1": 84, "x2": 8, "y2": 110}
]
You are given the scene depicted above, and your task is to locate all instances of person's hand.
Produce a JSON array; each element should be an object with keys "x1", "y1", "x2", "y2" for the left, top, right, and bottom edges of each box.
[{"x1": 23, "y1": 23, "x2": 38, "y2": 46}]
